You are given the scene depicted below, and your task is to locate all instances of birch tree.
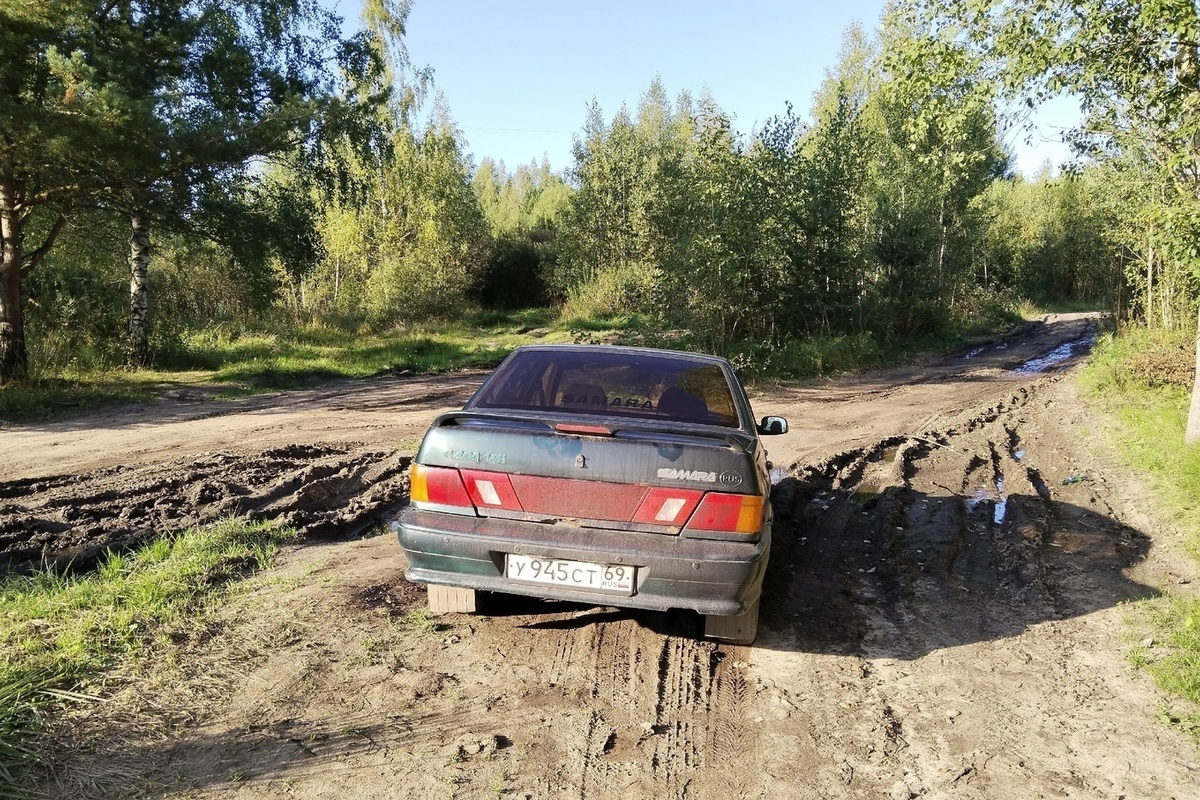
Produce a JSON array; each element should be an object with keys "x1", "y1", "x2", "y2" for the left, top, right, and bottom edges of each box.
[{"x1": 922, "y1": 0, "x2": 1200, "y2": 440}]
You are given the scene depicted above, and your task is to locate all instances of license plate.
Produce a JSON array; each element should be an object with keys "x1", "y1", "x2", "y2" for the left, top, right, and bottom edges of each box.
[{"x1": 505, "y1": 554, "x2": 635, "y2": 595}]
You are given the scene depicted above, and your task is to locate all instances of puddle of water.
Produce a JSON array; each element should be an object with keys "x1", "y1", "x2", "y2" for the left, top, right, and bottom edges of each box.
[
  {"x1": 965, "y1": 489, "x2": 989, "y2": 514},
  {"x1": 876, "y1": 446, "x2": 900, "y2": 466},
  {"x1": 1013, "y1": 336, "x2": 1096, "y2": 374},
  {"x1": 769, "y1": 467, "x2": 789, "y2": 485},
  {"x1": 965, "y1": 477, "x2": 1008, "y2": 525},
  {"x1": 965, "y1": 346, "x2": 987, "y2": 359},
  {"x1": 852, "y1": 483, "x2": 880, "y2": 503},
  {"x1": 1014, "y1": 449, "x2": 1025, "y2": 462}
]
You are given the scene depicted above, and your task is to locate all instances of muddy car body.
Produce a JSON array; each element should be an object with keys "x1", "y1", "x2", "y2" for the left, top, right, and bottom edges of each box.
[{"x1": 397, "y1": 344, "x2": 787, "y2": 643}]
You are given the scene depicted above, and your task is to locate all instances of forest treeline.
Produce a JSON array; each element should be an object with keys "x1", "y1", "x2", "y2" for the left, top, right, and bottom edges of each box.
[{"x1": 2, "y1": 2, "x2": 1198, "y2": 432}]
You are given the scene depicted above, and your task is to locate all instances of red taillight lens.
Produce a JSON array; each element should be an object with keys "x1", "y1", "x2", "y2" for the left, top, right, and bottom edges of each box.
[
  {"x1": 685, "y1": 493, "x2": 764, "y2": 535},
  {"x1": 409, "y1": 463, "x2": 474, "y2": 510},
  {"x1": 460, "y1": 470, "x2": 524, "y2": 512},
  {"x1": 632, "y1": 487, "x2": 704, "y2": 526}
]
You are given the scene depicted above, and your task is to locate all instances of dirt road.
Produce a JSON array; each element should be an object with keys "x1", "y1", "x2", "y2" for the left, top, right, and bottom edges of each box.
[{"x1": 7, "y1": 312, "x2": 1198, "y2": 799}]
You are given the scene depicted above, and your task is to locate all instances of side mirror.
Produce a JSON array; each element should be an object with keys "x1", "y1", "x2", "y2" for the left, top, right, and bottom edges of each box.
[{"x1": 758, "y1": 415, "x2": 788, "y2": 435}]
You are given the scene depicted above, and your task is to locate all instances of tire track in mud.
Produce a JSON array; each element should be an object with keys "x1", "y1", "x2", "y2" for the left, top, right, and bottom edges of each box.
[
  {"x1": 645, "y1": 635, "x2": 710, "y2": 798},
  {"x1": 756, "y1": 371, "x2": 1159, "y2": 797},
  {"x1": 0, "y1": 443, "x2": 411, "y2": 573},
  {"x1": 513, "y1": 611, "x2": 757, "y2": 799},
  {"x1": 778, "y1": 376, "x2": 1147, "y2": 656}
]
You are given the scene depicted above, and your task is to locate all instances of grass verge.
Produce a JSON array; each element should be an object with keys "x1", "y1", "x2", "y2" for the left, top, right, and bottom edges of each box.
[
  {"x1": 0, "y1": 309, "x2": 629, "y2": 423},
  {"x1": 1129, "y1": 598, "x2": 1200, "y2": 740},
  {"x1": 0, "y1": 519, "x2": 296, "y2": 796},
  {"x1": 184, "y1": 310, "x2": 566, "y2": 390},
  {"x1": 2, "y1": 303, "x2": 1038, "y2": 424},
  {"x1": 1079, "y1": 326, "x2": 1200, "y2": 741},
  {"x1": 0, "y1": 377, "x2": 157, "y2": 425}
]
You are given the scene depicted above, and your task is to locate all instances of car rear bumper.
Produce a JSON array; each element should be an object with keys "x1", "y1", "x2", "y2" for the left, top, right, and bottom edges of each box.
[{"x1": 397, "y1": 507, "x2": 769, "y2": 616}]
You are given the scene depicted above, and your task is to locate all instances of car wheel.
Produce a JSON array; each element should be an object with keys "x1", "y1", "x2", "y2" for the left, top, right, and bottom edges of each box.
[
  {"x1": 704, "y1": 596, "x2": 760, "y2": 645},
  {"x1": 427, "y1": 584, "x2": 477, "y2": 614}
]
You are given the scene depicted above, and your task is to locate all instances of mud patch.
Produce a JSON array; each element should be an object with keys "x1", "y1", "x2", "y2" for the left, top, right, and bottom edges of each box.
[
  {"x1": 350, "y1": 578, "x2": 426, "y2": 619},
  {"x1": 0, "y1": 443, "x2": 411, "y2": 573},
  {"x1": 769, "y1": 377, "x2": 1156, "y2": 660},
  {"x1": 1012, "y1": 334, "x2": 1096, "y2": 374}
]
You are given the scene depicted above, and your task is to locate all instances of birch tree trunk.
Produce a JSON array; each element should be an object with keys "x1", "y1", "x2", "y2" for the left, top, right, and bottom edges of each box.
[
  {"x1": 128, "y1": 212, "x2": 152, "y2": 367},
  {"x1": 937, "y1": 195, "x2": 948, "y2": 286},
  {"x1": 1187, "y1": 305, "x2": 1200, "y2": 445},
  {"x1": 1146, "y1": 237, "x2": 1154, "y2": 329}
]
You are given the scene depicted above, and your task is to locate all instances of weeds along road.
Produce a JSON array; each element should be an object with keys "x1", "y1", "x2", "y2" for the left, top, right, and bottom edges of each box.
[{"x1": 6, "y1": 311, "x2": 1199, "y2": 799}]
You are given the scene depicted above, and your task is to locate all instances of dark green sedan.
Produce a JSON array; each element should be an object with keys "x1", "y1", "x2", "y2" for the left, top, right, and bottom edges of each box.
[{"x1": 397, "y1": 344, "x2": 787, "y2": 644}]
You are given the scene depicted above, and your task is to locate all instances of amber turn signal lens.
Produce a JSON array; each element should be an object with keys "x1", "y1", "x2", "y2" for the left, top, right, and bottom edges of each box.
[
  {"x1": 409, "y1": 463, "x2": 474, "y2": 509},
  {"x1": 409, "y1": 462, "x2": 429, "y2": 503}
]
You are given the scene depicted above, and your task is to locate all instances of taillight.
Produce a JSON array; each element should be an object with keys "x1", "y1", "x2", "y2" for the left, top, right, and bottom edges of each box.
[
  {"x1": 460, "y1": 470, "x2": 524, "y2": 512},
  {"x1": 632, "y1": 487, "x2": 704, "y2": 525},
  {"x1": 409, "y1": 463, "x2": 475, "y2": 513},
  {"x1": 684, "y1": 493, "x2": 764, "y2": 536}
]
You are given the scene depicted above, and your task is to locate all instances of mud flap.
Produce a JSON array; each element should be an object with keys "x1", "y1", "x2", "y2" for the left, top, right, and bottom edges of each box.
[
  {"x1": 427, "y1": 584, "x2": 478, "y2": 614},
  {"x1": 704, "y1": 596, "x2": 759, "y2": 644}
]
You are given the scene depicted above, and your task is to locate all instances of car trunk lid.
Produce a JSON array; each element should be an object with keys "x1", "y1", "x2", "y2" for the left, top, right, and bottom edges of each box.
[{"x1": 411, "y1": 411, "x2": 763, "y2": 536}]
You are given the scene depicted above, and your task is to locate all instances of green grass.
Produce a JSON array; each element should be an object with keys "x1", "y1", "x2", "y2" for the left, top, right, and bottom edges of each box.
[
  {"x1": 1018, "y1": 297, "x2": 1115, "y2": 316},
  {"x1": 721, "y1": 322, "x2": 1022, "y2": 382},
  {"x1": 164, "y1": 309, "x2": 569, "y2": 384},
  {"x1": 0, "y1": 376, "x2": 158, "y2": 424},
  {"x1": 1, "y1": 303, "x2": 1039, "y2": 423},
  {"x1": 730, "y1": 332, "x2": 888, "y2": 379},
  {"x1": 0, "y1": 519, "x2": 296, "y2": 795},
  {"x1": 1, "y1": 309, "x2": 653, "y2": 423},
  {"x1": 1129, "y1": 598, "x2": 1200, "y2": 739},
  {"x1": 1079, "y1": 326, "x2": 1200, "y2": 740},
  {"x1": 1079, "y1": 329, "x2": 1200, "y2": 556}
]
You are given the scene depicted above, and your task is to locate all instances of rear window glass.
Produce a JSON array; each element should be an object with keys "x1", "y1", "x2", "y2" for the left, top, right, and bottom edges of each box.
[{"x1": 474, "y1": 349, "x2": 739, "y2": 427}]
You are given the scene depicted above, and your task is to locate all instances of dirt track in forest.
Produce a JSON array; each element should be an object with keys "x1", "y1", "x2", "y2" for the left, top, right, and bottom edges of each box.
[{"x1": 5, "y1": 312, "x2": 1199, "y2": 799}]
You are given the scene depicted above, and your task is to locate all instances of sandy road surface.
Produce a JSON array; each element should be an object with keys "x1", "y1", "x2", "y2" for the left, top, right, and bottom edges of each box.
[{"x1": 7, "y1": 312, "x2": 1198, "y2": 799}]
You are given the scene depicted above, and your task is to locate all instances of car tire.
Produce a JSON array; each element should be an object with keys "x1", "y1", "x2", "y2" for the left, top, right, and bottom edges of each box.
[
  {"x1": 704, "y1": 596, "x2": 760, "y2": 645},
  {"x1": 427, "y1": 584, "x2": 478, "y2": 614}
]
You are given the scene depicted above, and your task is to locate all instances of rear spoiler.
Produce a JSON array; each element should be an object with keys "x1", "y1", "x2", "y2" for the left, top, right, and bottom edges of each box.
[{"x1": 430, "y1": 410, "x2": 754, "y2": 451}]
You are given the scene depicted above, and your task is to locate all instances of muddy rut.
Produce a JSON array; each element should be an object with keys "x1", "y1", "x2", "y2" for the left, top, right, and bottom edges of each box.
[{"x1": 8, "y1": 312, "x2": 1198, "y2": 799}]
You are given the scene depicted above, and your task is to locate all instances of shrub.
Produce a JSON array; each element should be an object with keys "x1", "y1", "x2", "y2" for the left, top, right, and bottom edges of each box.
[{"x1": 561, "y1": 263, "x2": 664, "y2": 320}]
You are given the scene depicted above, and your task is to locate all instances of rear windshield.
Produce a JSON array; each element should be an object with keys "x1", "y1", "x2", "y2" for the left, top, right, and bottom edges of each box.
[{"x1": 473, "y1": 349, "x2": 740, "y2": 427}]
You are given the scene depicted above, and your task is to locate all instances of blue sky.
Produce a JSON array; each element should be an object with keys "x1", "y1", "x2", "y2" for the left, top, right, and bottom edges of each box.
[{"x1": 345, "y1": 0, "x2": 1076, "y2": 176}]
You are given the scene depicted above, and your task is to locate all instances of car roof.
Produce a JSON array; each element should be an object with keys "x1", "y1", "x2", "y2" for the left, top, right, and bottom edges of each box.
[{"x1": 507, "y1": 343, "x2": 732, "y2": 367}]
